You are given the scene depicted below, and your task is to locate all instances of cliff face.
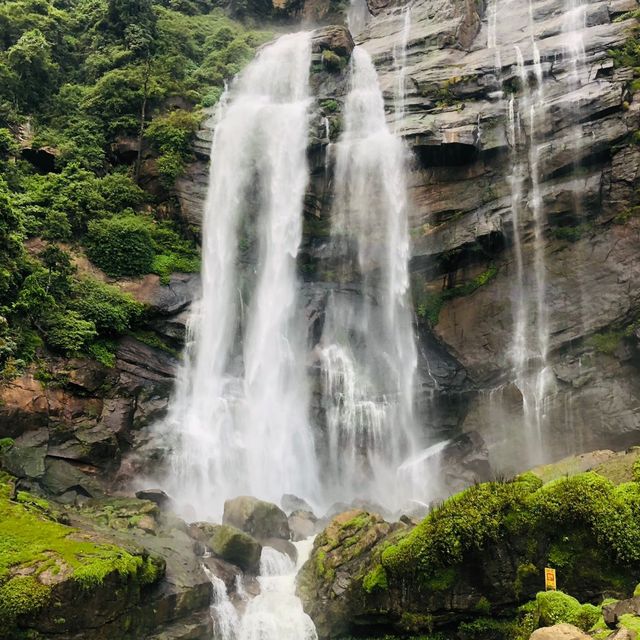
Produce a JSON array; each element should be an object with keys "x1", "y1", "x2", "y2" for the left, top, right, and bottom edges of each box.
[
  {"x1": 360, "y1": 0, "x2": 640, "y2": 470},
  {"x1": 175, "y1": 0, "x2": 640, "y2": 482}
]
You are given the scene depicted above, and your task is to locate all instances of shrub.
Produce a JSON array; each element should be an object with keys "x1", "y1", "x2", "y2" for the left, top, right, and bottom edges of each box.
[
  {"x1": 44, "y1": 310, "x2": 97, "y2": 353},
  {"x1": 86, "y1": 215, "x2": 155, "y2": 277},
  {"x1": 71, "y1": 278, "x2": 143, "y2": 334}
]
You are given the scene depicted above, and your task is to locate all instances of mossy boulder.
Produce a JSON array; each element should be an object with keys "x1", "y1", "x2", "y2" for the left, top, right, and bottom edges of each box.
[
  {"x1": 0, "y1": 477, "x2": 163, "y2": 638},
  {"x1": 208, "y1": 523, "x2": 262, "y2": 574},
  {"x1": 223, "y1": 495, "x2": 290, "y2": 541},
  {"x1": 298, "y1": 472, "x2": 640, "y2": 638}
]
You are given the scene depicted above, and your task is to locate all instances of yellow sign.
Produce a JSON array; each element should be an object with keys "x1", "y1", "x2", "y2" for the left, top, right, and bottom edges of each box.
[{"x1": 545, "y1": 567, "x2": 557, "y2": 591}]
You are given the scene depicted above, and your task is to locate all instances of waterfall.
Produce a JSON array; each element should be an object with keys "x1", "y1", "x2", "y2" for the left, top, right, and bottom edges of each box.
[
  {"x1": 159, "y1": 32, "x2": 319, "y2": 520},
  {"x1": 203, "y1": 566, "x2": 240, "y2": 640},
  {"x1": 317, "y1": 46, "x2": 419, "y2": 508},
  {"x1": 237, "y1": 541, "x2": 317, "y2": 640},
  {"x1": 347, "y1": 0, "x2": 371, "y2": 38},
  {"x1": 393, "y1": 6, "x2": 412, "y2": 130}
]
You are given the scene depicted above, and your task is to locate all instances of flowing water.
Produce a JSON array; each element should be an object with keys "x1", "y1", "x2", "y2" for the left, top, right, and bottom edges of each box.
[
  {"x1": 159, "y1": 32, "x2": 319, "y2": 520},
  {"x1": 237, "y1": 541, "x2": 317, "y2": 640},
  {"x1": 317, "y1": 46, "x2": 419, "y2": 508}
]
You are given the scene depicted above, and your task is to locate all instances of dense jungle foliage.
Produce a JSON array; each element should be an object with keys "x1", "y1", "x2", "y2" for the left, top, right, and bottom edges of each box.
[{"x1": 0, "y1": 0, "x2": 272, "y2": 376}]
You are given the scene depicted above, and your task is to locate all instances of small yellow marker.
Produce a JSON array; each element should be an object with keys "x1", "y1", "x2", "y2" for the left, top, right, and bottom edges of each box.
[{"x1": 545, "y1": 567, "x2": 557, "y2": 591}]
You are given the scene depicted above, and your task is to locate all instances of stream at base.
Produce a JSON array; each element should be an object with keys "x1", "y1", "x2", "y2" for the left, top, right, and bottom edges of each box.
[{"x1": 206, "y1": 539, "x2": 317, "y2": 640}]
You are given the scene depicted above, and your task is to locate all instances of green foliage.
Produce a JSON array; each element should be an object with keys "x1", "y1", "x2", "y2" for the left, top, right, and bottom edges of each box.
[
  {"x1": 320, "y1": 98, "x2": 339, "y2": 113},
  {"x1": 44, "y1": 310, "x2": 97, "y2": 353},
  {"x1": 86, "y1": 214, "x2": 155, "y2": 277},
  {"x1": 71, "y1": 279, "x2": 143, "y2": 334},
  {"x1": 457, "y1": 617, "x2": 516, "y2": 640},
  {"x1": 588, "y1": 330, "x2": 624, "y2": 355},
  {"x1": 535, "y1": 591, "x2": 600, "y2": 630},
  {"x1": 550, "y1": 223, "x2": 593, "y2": 242},
  {"x1": 321, "y1": 49, "x2": 345, "y2": 72},
  {"x1": 414, "y1": 265, "x2": 499, "y2": 326},
  {"x1": 381, "y1": 472, "x2": 640, "y2": 583}
]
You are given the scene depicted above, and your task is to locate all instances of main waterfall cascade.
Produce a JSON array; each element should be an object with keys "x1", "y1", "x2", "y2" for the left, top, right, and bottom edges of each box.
[
  {"x1": 160, "y1": 32, "x2": 320, "y2": 520},
  {"x1": 157, "y1": 24, "x2": 426, "y2": 519}
]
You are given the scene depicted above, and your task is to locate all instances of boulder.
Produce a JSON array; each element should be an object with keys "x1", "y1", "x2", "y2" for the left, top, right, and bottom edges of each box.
[
  {"x1": 529, "y1": 624, "x2": 592, "y2": 640},
  {"x1": 208, "y1": 523, "x2": 262, "y2": 574},
  {"x1": 289, "y1": 509, "x2": 319, "y2": 541},
  {"x1": 608, "y1": 629, "x2": 638, "y2": 640},
  {"x1": 0, "y1": 429, "x2": 48, "y2": 480},
  {"x1": 281, "y1": 493, "x2": 313, "y2": 514},
  {"x1": 310, "y1": 26, "x2": 354, "y2": 58},
  {"x1": 604, "y1": 596, "x2": 640, "y2": 628},
  {"x1": 223, "y1": 496, "x2": 291, "y2": 541}
]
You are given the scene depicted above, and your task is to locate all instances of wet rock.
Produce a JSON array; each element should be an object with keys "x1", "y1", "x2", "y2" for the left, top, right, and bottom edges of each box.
[
  {"x1": 529, "y1": 624, "x2": 592, "y2": 640},
  {"x1": 223, "y1": 495, "x2": 291, "y2": 541},
  {"x1": 289, "y1": 509, "x2": 319, "y2": 541},
  {"x1": 262, "y1": 537, "x2": 298, "y2": 564},
  {"x1": 40, "y1": 458, "x2": 105, "y2": 498},
  {"x1": 608, "y1": 629, "x2": 638, "y2": 640},
  {"x1": 208, "y1": 523, "x2": 262, "y2": 574},
  {"x1": 0, "y1": 428, "x2": 48, "y2": 480},
  {"x1": 202, "y1": 555, "x2": 242, "y2": 594}
]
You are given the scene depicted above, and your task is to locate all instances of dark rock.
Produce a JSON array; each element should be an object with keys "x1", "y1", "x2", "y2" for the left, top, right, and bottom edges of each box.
[
  {"x1": 603, "y1": 596, "x2": 640, "y2": 628},
  {"x1": 223, "y1": 495, "x2": 291, "y2": 541},
  {"x1": 208, "y1": 523, "x2": 262, "y2": 574},
  {"x1": 202, "y1": 555, "x2": 242, "y2": 594},
  {"x1": 136, "y1": 488, "x2": 172, "y2": 509},
  {"x1": 0, "y1": 428, "x2": 48, "y2": 480},
  {"x1": 311, "y1": 26, "x2": 355, "y2": 58},
  {"x1": 40, "y1": 458, "x2": 104, "y2": 498}
]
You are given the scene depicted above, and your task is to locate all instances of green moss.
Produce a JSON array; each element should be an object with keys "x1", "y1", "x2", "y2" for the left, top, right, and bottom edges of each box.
[
  {"x1": 550, "y1": 223, "x2": 593, "y2": 242},
  {"x1": 362, "y1": 564, "x2": 388, "y2": 593},
  {"x1": 320, "y1": 99, "x2": 339, "y2": 113},
  {"x1": 536, "y1": 591, "x2": 600, "y2": 631},
  {"x1": 619, "y1": 613, "x2": 640, "y2": 634},
  {"x1": 0, "y1": 437, "x2": 14, "y2": 453},
  {"x1": 398, "y1": 612, "x2": 433, "y2": 633},
  {"x1": 588, "y1": 330, "x2": 625, "y2": 355},
  {"x1": 0, "y1": 479, "x2": 162, "y2": 628},
  {"x1": 321, "y1": 50, "x2": 345, "y2": 72},
  {"x1": 457, "y1": 617, "x2": 516, "y2": 640},
  {"x1": 382, "y1": 472, "x2": 640, "y2": 589}
]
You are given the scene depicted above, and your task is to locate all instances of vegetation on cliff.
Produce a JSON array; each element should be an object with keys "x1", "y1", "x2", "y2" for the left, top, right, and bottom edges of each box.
[{"x1": 0, "y1": 0, "x2": 270, "y2": 379}]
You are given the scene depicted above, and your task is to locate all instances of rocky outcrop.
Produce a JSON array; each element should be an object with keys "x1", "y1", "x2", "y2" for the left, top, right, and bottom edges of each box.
[
  {"x1": 1, "y1": 480, "x2": 213, "y2": 640},
  {"x1": 298, "y1": 463, "x2": 640, "y2": 637}
]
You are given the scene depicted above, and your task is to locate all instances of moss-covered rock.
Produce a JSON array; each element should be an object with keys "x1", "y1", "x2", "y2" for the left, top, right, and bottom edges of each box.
[
  {"x1": 223, "y1": 495, "x2": 290, "y2": 541},
  {"x1": 298, "y1": 473, "x2": 640, "y2": 637},
  {"x1": 0, "y1": 476, "x2": 163, "y2": 637},
  {"x1": 208, "y1": 523, "x2": 262, "y2": 574}
]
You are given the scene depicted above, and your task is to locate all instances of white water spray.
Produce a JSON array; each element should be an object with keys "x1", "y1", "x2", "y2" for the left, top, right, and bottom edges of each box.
[
  {"x1": 317, "y1": 46, "x2": 419, "y2": 508},
  {"x1": 159, "y1": 32, "x2": 318, "y2": 520}
]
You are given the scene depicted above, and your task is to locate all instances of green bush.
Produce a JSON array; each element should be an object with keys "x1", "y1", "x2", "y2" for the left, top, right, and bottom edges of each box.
[
  {"x1": 86, "y1": 215, "x2": 155, "y2": 277},
  {"x1": 44, "y1": 310, "x2": 97, "y2": 354},
  {"x1": 71, "y1": 278, "x2": 143, "y2": 334}
]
